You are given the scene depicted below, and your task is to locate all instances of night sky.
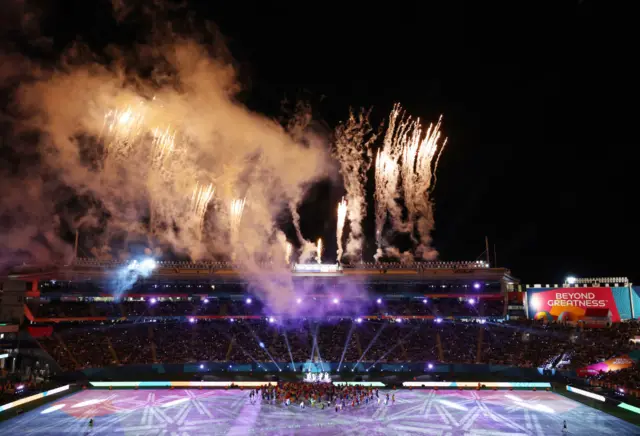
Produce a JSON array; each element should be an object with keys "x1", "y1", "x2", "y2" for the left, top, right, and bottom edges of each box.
[
  {"x1": 3, "y1": 1, "x2": 639, "y2": 283},
  {"x1": 203, "y1": 1, "x2": 639, "y2": 284}
]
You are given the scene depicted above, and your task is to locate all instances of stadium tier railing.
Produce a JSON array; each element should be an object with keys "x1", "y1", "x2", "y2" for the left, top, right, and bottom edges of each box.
[
  {"x1": 74, "y1": 362, "x2": 551, "y2": 380},
  {"x1": 71, "y1": 258, "x2": 490, "y2": 270}
]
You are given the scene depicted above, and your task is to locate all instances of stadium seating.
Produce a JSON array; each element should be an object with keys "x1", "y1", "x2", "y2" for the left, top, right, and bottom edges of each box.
[{"x1": 33, "y1": 317, "x2": 640, "y2": 387}]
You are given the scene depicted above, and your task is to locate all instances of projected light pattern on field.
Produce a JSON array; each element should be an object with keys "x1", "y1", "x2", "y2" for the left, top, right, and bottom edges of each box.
[{"x1": 0, "y1": 389, "x2": 636, "y2": 435}]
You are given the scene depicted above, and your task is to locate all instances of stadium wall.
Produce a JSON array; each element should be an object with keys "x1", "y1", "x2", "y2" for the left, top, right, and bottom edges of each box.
[
  {"x1": 77, "y1": 362, "x2": 549, "y2": 381},
  {"x1": 526, "y1": 286, "x2": 635, "y2": 322}
]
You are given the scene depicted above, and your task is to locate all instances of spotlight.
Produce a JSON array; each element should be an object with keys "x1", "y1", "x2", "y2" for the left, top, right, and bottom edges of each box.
[
  {"x1": 395, "y1": 318, "x2": 402, "y2": 323},
  {"x1": 199, "y1": 364, "x2": 204, "y2": 369},
  {"x1": 566, "y1": 276, "x2": 577, "y2": 285},
  {"x1": 245, "y1": 298, "x2": 252, "y2": 304},
  {"x1": 150, "y1": 298, "x2": 157, "y2": 305},
  {"x1": 332, "y1": 298, "x2": 339, "y2": 304},
  {"x1": 428, "y1": 363, "x2": 434, "y2": 369},
  {"x1": 203, "y1": 298, "x2": 209, "y2": 304},
  {"x1": 259, "y1": 342, "x2": 265, "y2": 348},
  {"x1": 355, "y1": 317, "x2": 363, "y2": 324},
  {"x1": 140, "y1": 258, "x2": 157, "y2": 271},
  {"x1": 229, "y1": 318, "x2": 235, "y2": 323},
  {"x1": 268, "y1": 317, "x2": 275, "y2": 323},
  {"x1": 189, "y1": 317, "x2": 196, "y2": 323},
  {"x1": 376, "y1": 298, "x2": 382, "y2": 304},
  {"x1": 422, "y1": 298, "x2": 428, "y2": 304},
  {"x1": 296, "y1": 298, "x2": 302, "y2": 304},
  {"x1": 473, "y1": 282, "x2": 481, "y2": 290},
  {"x1": 435, "y1": 318, "x2": 443, "y2": 324},
  {"x1": 468, "y1": 298, "x2": 476, "y2": 305}
]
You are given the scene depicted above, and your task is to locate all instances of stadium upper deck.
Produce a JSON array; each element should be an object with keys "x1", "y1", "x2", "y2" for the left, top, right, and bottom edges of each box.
[{"x1": 5, "y1": 258, "x2": 518, "y2": 293}]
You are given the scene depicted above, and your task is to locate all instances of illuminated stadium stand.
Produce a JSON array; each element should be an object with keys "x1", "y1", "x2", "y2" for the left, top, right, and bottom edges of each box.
[{"x1": 2, "y1": 257, "x2": 518, "y2": 326}]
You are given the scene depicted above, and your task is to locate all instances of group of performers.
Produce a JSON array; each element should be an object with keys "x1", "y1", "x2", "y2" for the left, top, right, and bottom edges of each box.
[
  {"x1": 302, "y1": 371, "x2": 332, "y2": 383},
  {"x1": 248, "y1": 382, "x2": 395, "y2": 411}
]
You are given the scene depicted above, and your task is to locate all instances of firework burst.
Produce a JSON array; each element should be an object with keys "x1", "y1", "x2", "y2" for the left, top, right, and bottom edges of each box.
[
  {"x1": 190, "y1": 182, "x2": 214, "y2": 235},
  {"x1": 229, "y1": 198, "x2": 246, "y2": 236},
  {"x1": 374, "y1": 103, "x2": 447, "y2": 260},
  {"x1": 285, "y1": 241, "x2": 293, "y2": 265},
  {"x1": 336, "y1": 197, "x2": 348, "y2": 263},
  {"x1": 102, "y1": 103, "x2": 147, "y2": 159},
  {"x1": 374, "y1": 104, "x2": 405, "y2": 255},
  {"x1": 151, "y1": 125, "x2": 176, "y2": 168},
  {"x1": 316, "y1": 238, "x2": 323, "y2": 264}
]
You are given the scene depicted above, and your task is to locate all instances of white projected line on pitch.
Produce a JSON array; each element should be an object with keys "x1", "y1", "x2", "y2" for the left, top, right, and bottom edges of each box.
[
  {"x1": 40, "y1": 404, "x2": 66, "y2": 414},
  {"x1": 532, "y1": 403, "x2": 555, "y2": 414},
  {"x1": 161, "y1": 397, "x2": 191, "y2": 408},
  {"x1": 438, "y1": 399, "x2": 468, "y2": 411},
  {"x1": 512, "y1": 400, "x2": 555, "y2": 414},
  {"x1": 71, "y1": 399, "x2": 104, "y2": 408}
]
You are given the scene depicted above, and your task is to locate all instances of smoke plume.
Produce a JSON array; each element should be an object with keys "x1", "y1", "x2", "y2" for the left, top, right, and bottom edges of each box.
[
  {"x1": 0, "y1": 2, "x2": 331, "y2": 309},
  {"x1": 333, "y1": 108, "x2": 378, "y2": 261}
]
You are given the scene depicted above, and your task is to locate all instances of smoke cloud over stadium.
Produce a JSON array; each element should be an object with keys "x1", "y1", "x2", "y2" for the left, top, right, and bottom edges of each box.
[{"x1": 0, "y1": 0, "x2": 447, "y2": 307}]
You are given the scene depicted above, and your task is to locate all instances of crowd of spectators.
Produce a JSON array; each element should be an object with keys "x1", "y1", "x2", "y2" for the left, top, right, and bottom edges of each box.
[
  {"x1": 0, "y1": 364, "x2": 56, "y2": 406},
  {"x1": 27, "y1": 298, "x2": 505, "y2": 320},
  {"x1": 34, "y1": 318, "x2": 640, "y2": 376},
  {"x1": 590, "y1": 364, "x2": 640, "y2": 390}
]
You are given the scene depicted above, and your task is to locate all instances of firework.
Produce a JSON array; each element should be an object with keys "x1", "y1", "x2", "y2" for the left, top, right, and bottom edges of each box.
[
  {"x1": 374, "y1": 148, "x2": 399, "y2": 245},
  {"x1": 401, "y1": 115, "x2": 446, "y2": 258},
  {"x1": 333, "y1": 108, "x2": 378, "y2": 261},
  {"x1": 316, "y1": 238, "x2": 323, "y2": 264},
  {"x1": 102, "y1": 103, "x2": 147, "y2": 158},
  {"x1": 285, "y1": 241, "x2": 293, "y2": 265},
  {"x1": 229, "y1": 197, "x2": 246, "y2": 235},
  {"x1": 336, "y1": 197, "x2": 348, "y2": 263},
  {"x1": 102, "y1": 99, "x2": 177, "y2": 173},
  {"x1": 374, "y1": 104, "x2": 446, "y2": 260},
  {"x1": 151, "y1": 125, "x2": 176, "y2": 168},
  {"x1": 191, "y1": 182, "x2": 214, "y2": 234},
  {"x1": 374, "y1": 104, "x2": 405, "y2": 254}
]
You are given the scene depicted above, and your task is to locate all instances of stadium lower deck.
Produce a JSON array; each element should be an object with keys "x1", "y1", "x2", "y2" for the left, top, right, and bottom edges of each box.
[{"x1": 1, "y1": 389, "x2": 638, "y2": 435}]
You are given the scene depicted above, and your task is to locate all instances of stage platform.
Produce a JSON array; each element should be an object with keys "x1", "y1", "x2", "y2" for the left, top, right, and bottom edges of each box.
[{"x1": 0, "y1": 388, "x2": 637, "y2": 435}]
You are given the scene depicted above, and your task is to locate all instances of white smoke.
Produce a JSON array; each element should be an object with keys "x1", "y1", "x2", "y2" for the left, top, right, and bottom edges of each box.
[
  {"x1": 1, "y1": 5, "x2": 331, "y2": 304},
  {"x1": 333, "y1": 108, "x2": 379, "y2": 261}
]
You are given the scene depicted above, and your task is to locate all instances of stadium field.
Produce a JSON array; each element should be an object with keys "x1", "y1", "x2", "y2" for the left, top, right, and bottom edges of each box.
[{"x1": 0, "y1": 388, "x2": 637, "y2": 435}]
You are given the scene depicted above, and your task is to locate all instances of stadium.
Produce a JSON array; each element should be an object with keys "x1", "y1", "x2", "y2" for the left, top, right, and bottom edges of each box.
[
  {"x1": 0, "y1": 2, "x2": 638, "y2": 435},
  {"x1": 2, "y1": 259, "x2": 640, "y2": 434}
]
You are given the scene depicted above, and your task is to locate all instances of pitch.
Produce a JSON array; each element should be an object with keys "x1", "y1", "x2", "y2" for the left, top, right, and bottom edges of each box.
[{"x1": 0, "y1": 389, "x2": 637, "y2": 435}]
